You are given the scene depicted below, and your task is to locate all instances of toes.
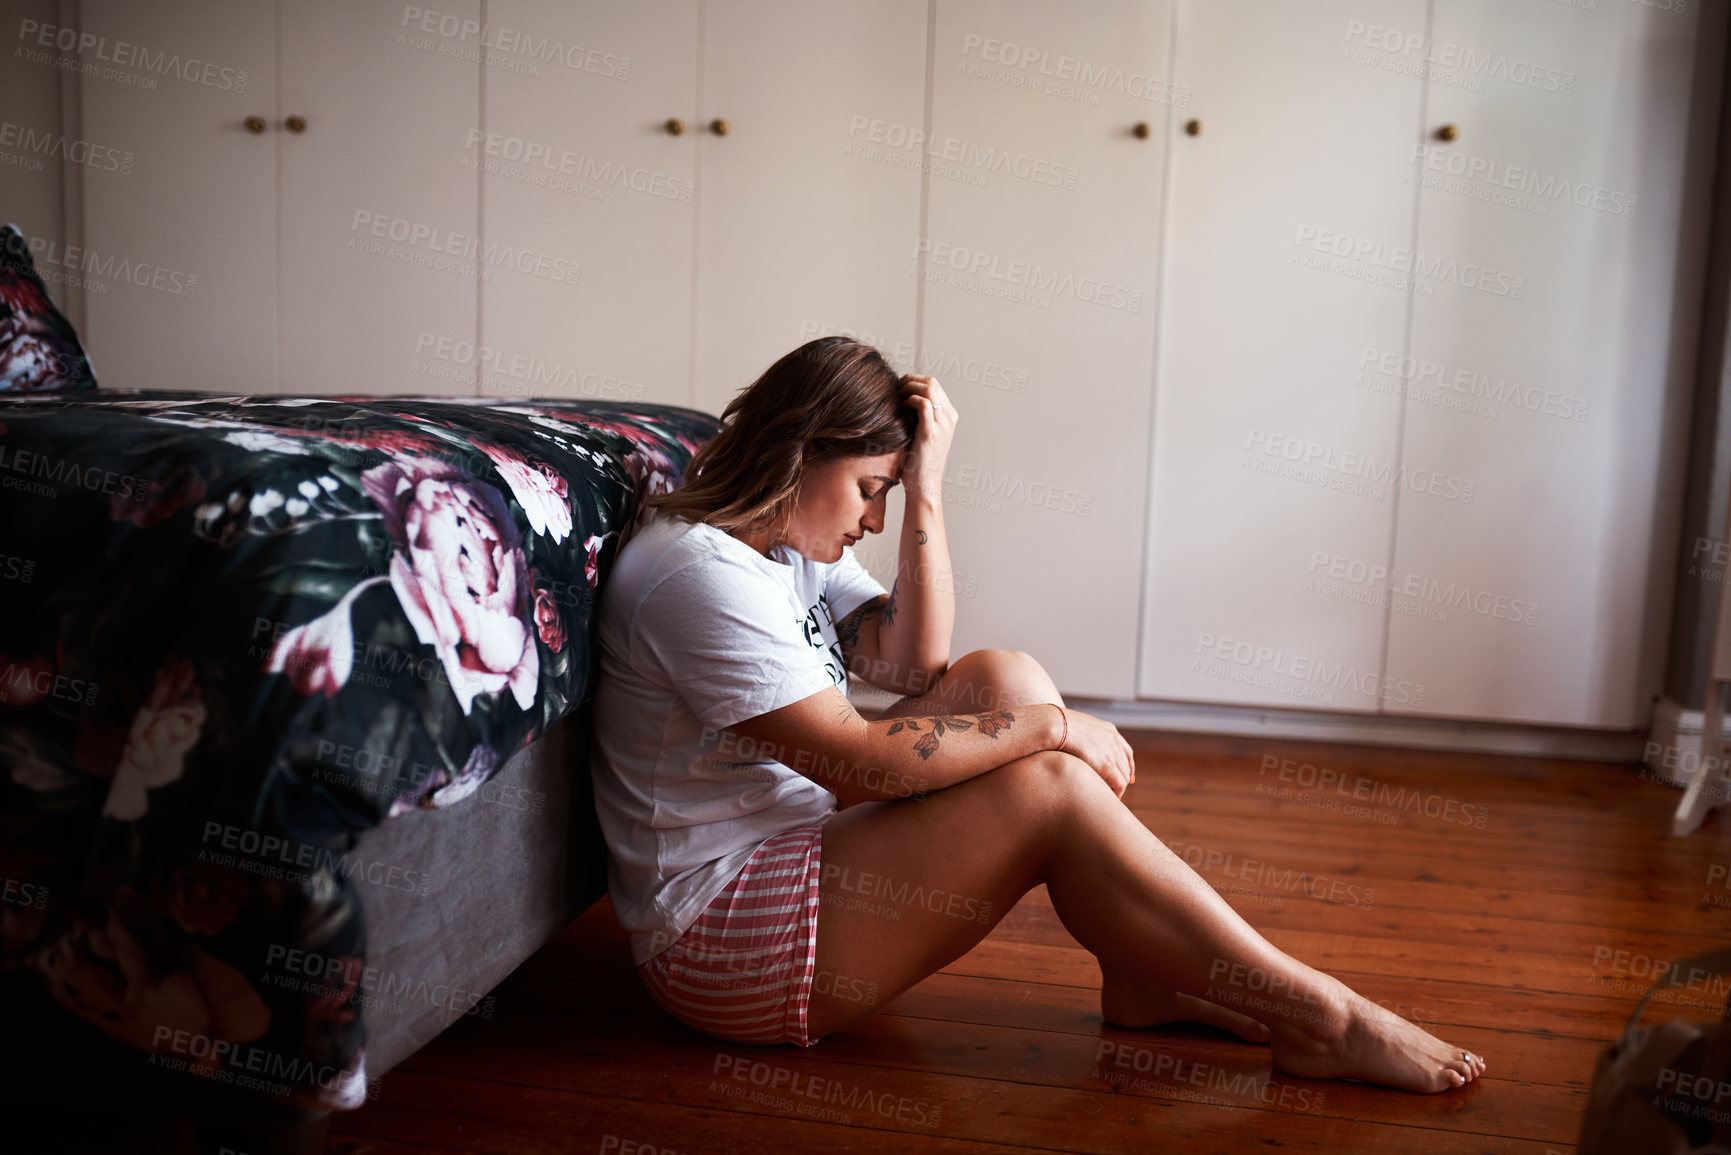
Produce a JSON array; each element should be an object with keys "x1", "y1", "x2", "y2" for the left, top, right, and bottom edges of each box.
[{"x1": 1442, "y1": 1053, "x2": 1480, "y2": 1087}]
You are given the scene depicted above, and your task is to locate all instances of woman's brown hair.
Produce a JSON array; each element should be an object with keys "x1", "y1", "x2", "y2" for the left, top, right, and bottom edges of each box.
[{"x1": 646, "y1": 337, "x2": 916, "y2": 537}]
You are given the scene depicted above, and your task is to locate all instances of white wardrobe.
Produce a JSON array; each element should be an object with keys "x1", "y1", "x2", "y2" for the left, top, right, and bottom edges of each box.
[
  {"x1": 1141, "y1": 0, "x2": 1702, "y2": 730},
  {"x1": 34, "y1": 0, "x2": 1714, "y2": 730}
]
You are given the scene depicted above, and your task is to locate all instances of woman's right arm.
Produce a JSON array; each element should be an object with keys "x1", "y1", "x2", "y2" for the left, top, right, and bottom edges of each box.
[{"x1": 725, "y1": 688, "x2": 1134, "y2": 806}]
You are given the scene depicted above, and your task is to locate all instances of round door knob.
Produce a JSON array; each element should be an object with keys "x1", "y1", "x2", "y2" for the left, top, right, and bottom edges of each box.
[
  {"x1": 1436, "y1": 123, "x2": 1459, "y2": 142},
  {"x1": 1132, "y1": 121, "x2": 1150, "y2": 139},
  {"x1": 1184, "y1": 118, "x2": 1202, "y2": 136},
  {"x1": 244, "y1": 115, "x2": 267, "y2": 134},
  {"x1": 709, "y1": 118, "x2": 730, "y2": 136},
  {"x1": 284, "y1": 115, "x2": 307, "y2": 134},
  {"x1": 664, "y1": 117, "x2": 685, "y2": 135}
]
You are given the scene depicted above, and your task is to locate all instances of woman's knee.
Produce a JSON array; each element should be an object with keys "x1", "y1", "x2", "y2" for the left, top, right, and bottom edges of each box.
[
  {"x1": 950, "y1": 647, "x2": 1059, "y2": 712},
  {"x1": 989, "y1": 749, "x2": 1104, "y2": 831}
]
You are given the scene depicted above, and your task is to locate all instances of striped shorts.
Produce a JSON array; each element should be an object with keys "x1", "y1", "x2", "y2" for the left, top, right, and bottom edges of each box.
[{"x1": 636, "y1": 824, "x2": 826, "y2": 1047}]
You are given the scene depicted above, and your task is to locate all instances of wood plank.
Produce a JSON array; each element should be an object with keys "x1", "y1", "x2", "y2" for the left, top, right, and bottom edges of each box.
[
  {"x1": 332, "y1": 1073, "x2": 1039, "y2": 1154},
  {"x1": 942, "y1": 934, "x2": 1729, "y2": 1028},
  {"x1": 541, "y1": 886, "x2": 1728, "y2": 1038},
  {"x1": 330, "y1": 734, "x2": 1712, "y2": 1152},
  {"x1": 996, "y1": 875, "x2": 1730, "y2": 955},
  {"x1": 403, "y1": 962, "x2": 1577, "y2": 1144},
  {"x1": 512, "y1": 938, "x2": 1637, "y2": 1072},
  {"x1": 498, "y1": 970, "x2": 1586, "y2": 1095},
  {"x1": 1138, "y1": 809, "x2": 1730, "y2": 878},
  {"x1": 387, "y1": 1022, "x2": 1566, "y2": 1154},
  {"x1": 994, "y1": 889, "x2": 1731, "y2": 991},
  {"x1": 1124, "y1": 733, "x2": 1727, "y2": 837}
]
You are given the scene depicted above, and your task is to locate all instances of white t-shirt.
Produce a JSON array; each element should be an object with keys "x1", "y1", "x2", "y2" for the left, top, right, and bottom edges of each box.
[{"x1": 590, "y1": 506, "x2": 889, "y2": 965}]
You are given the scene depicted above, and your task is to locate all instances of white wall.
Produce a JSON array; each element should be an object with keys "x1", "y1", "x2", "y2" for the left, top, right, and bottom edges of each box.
[{"x1": 1, "y1": 0, "x2": 76, "y2": 328}]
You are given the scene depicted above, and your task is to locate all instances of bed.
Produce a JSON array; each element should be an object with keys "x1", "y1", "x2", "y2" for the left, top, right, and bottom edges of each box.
[{"x1": 0, "y1": 384, "x2": 719, "y2": 1140}]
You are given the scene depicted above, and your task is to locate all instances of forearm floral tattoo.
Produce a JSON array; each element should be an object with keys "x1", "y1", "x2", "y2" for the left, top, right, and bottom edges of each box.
[{"x1": 886, "y1": 710, "x2": 1015, "y2": 759}]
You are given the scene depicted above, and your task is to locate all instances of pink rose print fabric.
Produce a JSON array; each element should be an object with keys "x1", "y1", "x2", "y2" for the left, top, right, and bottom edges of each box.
[{"x1": 0, "y1": 389, "x2": 716, "y2": 1111}]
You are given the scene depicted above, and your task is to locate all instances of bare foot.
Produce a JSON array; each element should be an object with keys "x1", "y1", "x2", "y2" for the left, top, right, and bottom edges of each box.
[
  {"x1": 1267, "y1": 976, "x2": 1487, "y2": 1093},
  {"x1": 1101, "y1": 971, "x2": 1271, "y2": 1044}
]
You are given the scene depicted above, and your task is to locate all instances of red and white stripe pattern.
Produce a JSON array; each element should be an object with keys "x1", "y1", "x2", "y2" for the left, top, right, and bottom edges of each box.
[{"x1": 636, "y1": 824, "x2": 826, "y2": 1046}]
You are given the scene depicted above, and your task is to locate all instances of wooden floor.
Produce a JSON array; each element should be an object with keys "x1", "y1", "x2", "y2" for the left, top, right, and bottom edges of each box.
[{"x1": 323, "y1": 731, "x2": 1731, "y2": 1154}]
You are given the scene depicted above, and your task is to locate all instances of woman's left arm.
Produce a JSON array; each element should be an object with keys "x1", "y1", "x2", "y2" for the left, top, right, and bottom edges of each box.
[{"x1": 839, "y1": 375, "x2": 958, "y2": 696}]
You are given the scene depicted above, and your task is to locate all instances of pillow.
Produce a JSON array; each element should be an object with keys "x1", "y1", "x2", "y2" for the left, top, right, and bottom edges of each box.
[{"x1": 0, "y1": 223, "x2": 97, "y2": 391}]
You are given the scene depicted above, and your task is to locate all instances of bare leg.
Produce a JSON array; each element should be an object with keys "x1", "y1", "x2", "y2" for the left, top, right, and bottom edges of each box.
[
  {"x1": 818, "y1": 660, "x2": 1486, "y2": 1091},
  {"x1": 865, "y1": 650, "x2": 1268, "y2": 1043}
]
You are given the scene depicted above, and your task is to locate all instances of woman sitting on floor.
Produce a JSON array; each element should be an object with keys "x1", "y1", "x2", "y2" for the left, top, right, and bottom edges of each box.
[{"x1": 590, "y1": 337, "x2": 1485, "y2": 1093}]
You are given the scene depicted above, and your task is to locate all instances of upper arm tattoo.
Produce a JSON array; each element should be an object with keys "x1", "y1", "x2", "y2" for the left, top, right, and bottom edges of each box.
[
  {"x1": 835, "y1": 593, "x2": 887, "y2": 650},
  {"x1": 880, "y1": 579, "x2": 900, "y2": 628}
]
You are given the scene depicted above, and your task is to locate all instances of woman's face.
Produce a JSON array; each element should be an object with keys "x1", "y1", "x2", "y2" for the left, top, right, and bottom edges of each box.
[{"x1": 785, "y1": 451, "x2": 904, "y2": 563}]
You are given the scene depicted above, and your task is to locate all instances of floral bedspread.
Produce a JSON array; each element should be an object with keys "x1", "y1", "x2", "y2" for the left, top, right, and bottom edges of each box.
[{"x1": 0, "y1": 390, "x2": 717, "y2": 1110}]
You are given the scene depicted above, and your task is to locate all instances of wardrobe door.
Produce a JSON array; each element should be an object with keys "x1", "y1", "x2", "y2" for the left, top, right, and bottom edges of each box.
[
  {"x1": 919, "y1": 0, "x2": 1172, "y2": 699},
  {"x1": 276, "y1": 1, "x2": 481, "y2": 396},
  {"x1": 692, "y1": 0, "x2": 927, "y2": 416},
  {"x1": 77, "y1": 0, "x2": 277, "y2": 392},
  {"x1": 1385, "y1": 0, "x2": 1701, "y2": 727},
  {"x1": 1138, "y1": 0, "x2": 1425, "y2": 712},
  {"x1": 480, "y1": 0, "x2": 698, "y2": 407}
]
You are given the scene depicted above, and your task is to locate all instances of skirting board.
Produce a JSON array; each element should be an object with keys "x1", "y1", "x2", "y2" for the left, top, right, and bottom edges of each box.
[
  {"x1": 849, "y1": 682, "x2": 1654, "y2": 764},
  {"x1": 1072, "y1": 698, "x2": 1650, "y2": 763}
]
